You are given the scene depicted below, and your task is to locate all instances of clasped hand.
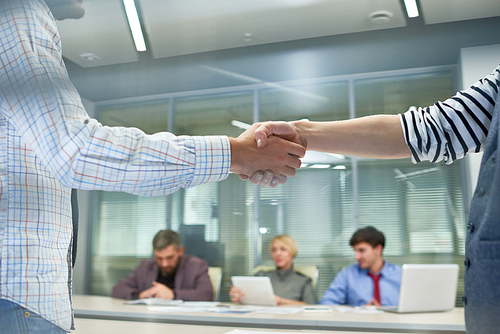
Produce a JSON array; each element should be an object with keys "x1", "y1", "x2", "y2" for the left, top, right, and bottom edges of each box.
[{"x1": 230, "y1": 122, "x2": 305, "y2": 187}]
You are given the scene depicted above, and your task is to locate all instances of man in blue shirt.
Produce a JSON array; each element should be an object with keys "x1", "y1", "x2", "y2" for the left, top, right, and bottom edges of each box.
[{"x1": 320, "y1": 226, "x2": 401, "y2": 306}]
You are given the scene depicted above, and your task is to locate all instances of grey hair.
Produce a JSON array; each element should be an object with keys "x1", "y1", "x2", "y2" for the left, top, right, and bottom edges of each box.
[{"x1": 152, "y1": 229, "x2": 181, "y2": 251}]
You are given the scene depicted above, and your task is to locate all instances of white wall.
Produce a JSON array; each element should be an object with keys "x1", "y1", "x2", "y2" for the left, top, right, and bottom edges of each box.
[
  {"x1": 73, "y1": 97, "x2": 96, "y2": 294},
  {"x1": 460, "y1": 44, "x2": 500, "y2": 199}
]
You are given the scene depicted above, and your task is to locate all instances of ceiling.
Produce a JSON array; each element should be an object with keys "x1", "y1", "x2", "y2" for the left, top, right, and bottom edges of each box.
[{"x1": 56, "y1": 0, "x2": 500, "y2": 69}]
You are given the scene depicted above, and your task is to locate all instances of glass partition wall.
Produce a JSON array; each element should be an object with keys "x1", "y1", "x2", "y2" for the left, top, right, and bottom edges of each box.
[{"x1": 89, "y1": 66, "x2": 466, "y2": 304}]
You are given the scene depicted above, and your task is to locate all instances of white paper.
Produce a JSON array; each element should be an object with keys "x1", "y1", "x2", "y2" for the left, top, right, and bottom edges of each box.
[
  {"x1": 335, "y1": 305, "x2": 383, "y2": 314},
  {"x1": 148, "y1": 305, "x2": 302, "y2": 315},
  {"x1": 124, "y1": 298, "x2": 183, "y2": 306},
  {"x1": 224, "y1": 330, "x2": 324, "y2": 334},
  {"x1": 182, "y1": 301, "x2": 220, "y2": 307}
]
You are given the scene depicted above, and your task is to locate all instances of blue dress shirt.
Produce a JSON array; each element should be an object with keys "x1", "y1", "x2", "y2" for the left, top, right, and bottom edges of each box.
[{"x1": 319, "y1": 262, "x2": 401, "y2": 306}]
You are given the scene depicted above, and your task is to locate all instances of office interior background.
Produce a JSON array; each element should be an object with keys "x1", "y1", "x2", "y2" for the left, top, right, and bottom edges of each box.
[{"x1": 62, "y1": 0, "x2": 500, "y2": 305}]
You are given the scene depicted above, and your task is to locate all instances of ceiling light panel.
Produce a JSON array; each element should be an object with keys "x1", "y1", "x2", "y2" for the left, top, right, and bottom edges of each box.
[
  {"x1": 140, "y1": 0, "x2": 406, "y2": 59},
  {"x1": 57, "y1": 0, "x2": 139, "y2": 68},
  {"x1": 420, "y1": 0, "x2": 500, "y2": 25}
]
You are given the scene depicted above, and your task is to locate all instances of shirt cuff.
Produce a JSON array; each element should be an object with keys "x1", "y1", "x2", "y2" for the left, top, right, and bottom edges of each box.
[{"x1": 190, "y1": 136, "x2": 231, "y2": 187}]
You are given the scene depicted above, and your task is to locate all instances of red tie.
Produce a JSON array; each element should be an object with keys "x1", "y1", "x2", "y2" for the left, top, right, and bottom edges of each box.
[{"x1": 368, "y1": 272, "x2": 381, "y2": 304}]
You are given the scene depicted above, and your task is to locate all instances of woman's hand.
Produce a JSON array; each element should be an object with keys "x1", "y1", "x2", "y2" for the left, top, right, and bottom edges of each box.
[
  {"x1": 274, "y1": 294, "x2": 283, "y2": 306},
  {"x1": 229, "y1": 285, "x2": 245, "y2": 303}
]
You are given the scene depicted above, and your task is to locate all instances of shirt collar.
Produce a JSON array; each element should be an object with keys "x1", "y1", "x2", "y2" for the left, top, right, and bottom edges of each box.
[{"x1": 276, "y1": 265, "x2": 294, "y2": 278}]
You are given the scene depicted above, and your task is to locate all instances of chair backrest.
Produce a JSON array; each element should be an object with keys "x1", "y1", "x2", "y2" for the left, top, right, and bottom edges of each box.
[
  {"x1": 208, "y1": 267, "x2": 223, "y2": 302},
  {"x1": 252, "y1": 265, "x2": 319, "y2": 297}
]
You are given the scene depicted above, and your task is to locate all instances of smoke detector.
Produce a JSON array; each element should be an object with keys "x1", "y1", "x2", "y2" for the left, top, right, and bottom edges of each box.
[{"x1": 368, "y1": 10, "x2": 393, "y2": 25}]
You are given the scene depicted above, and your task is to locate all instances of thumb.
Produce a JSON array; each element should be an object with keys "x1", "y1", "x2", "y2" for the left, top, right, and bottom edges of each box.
[
  {"x1": 254, "y1": 122, "x2": 274, "y2": 148},
  {"x1": 254, "y1": 121, "x2": 302, "y2": 148}
]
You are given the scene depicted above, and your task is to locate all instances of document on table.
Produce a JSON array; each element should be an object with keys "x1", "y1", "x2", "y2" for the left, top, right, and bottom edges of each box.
[
  {"x1": 335, "y1": 305, "x2": 384, "y2": 314},
  {"x1": 124, "y1": 298, "x2": 183, "y2": 306},
  {"x1": 224, "y1": 330, "x2": 324, "y2": 334},
  {"x1": 148, "y1": 305, "x2": 302, "y2": 315}
]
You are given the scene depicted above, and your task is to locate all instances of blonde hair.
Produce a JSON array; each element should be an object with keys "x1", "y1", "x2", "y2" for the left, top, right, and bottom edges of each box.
[{"x1": 269, "y1": 234, "x2": 298, "y2": 258}]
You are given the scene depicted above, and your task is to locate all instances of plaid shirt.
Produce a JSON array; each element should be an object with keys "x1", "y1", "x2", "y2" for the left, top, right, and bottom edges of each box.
[{"x1": 0, "y1": 0, "x2": 230, "y2": 331}]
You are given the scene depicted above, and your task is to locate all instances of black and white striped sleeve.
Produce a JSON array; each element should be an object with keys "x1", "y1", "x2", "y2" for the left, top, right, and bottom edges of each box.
[{"x1": 399, "y1": 64, "x2": 500, "y2": 165}]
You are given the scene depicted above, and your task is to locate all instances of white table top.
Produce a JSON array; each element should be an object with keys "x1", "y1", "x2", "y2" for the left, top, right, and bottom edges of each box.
[
  {"x1": 73, "y1": 295, "x2": 465, "y2": 333},
  {"x1": 72, "y1": 318, "x2": 417, "y2": 334}
]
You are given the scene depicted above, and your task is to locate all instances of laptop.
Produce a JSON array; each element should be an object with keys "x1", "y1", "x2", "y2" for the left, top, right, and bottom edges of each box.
[
  {"x1": 382, "y1": 264, "x2": 459, "y2": 313},
  {"x1": 231, "y1": 276, "x2": 277, "y2": 306}
]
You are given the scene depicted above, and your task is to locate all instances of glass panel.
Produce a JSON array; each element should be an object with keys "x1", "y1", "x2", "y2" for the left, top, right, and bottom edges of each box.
[
  {"x1": 174, "y1": 92, "x2": 256, "y2": 301},
  {"x1": 257, "y1": 163, "x2": 354, "y2": 300},
  {"x1": 174, "y1": 92, "x2": 254, "y2": 136},
  {"x1": 260, "y1": 81, "x2": 349, "y2": 121},
  {"x1": 355, "y1": 72, "x2": 454, "y2": 117},
  {"x1": 99, "y1": 101, "x2": 169, "y2": 134},
  {"x1": 354, "y1": 71, "x2": 465, "y2": 305},
  {"x1": 89, "y1": 101, "x2": 170, "y2": 295},
  {"x1": 90, "y1": 192, "x2": 167, "y2": 296}
]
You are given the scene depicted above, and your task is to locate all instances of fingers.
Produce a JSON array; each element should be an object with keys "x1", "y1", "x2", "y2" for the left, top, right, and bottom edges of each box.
[
  {"x1": 254, "y1": 121, "x2": 304, "y2": 149},
  {"x1": 286, "y1": 140, "x2": 306, "y2": 158},
  {"x1": 247, "y1": 171, "x2": 286, "y2": 187}
]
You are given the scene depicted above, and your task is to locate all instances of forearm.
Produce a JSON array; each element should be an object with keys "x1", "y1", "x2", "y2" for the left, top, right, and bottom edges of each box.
[
  {"x1": 292, "y1": 115, "x2": 411, "y2": 159},
  {"x1": 277, "y1": 297, "x2": 306, "y2": 306},
  {"x1": 174, "y1": 287, "x2": 213, "y2": 301}
]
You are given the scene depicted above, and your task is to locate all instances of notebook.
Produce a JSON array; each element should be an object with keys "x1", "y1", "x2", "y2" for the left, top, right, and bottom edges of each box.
[
  {"x1": 231, "y1": 276, "x2": 277, "y2": 306},
  {"x1": 382, "y1": 264, "x2": 459, "y2": 313}
]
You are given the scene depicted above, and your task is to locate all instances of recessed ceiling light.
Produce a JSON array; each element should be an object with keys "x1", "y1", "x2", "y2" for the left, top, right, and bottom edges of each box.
[{"x1": 368, "y1": 10, "x2": 393, "y2": 25}]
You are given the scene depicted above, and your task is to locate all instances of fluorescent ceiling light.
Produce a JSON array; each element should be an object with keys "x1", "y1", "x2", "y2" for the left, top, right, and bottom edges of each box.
[
  {"x1": 332, "y1": 165, "x2": 346, "y2": 170},
  {"x1": 403, "y1": 0, "x2": 419, "y2": 18},
  {"x1": 310, "y1": 164, "x2": 331, "y2": 169},
  {"x1": 123, "y1": 0, "x2": 146, "y2": 52},
  {"x1": 231, "y1": 120, "x2": 251, "y2": 130}
]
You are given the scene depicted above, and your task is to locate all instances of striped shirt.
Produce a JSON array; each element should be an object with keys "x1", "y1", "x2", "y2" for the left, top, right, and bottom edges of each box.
[
  {"x1": 400, "y1": 64, "x2": 500, "y2": 164},
  {"x1": 0, "y1": 0, "x2": 230, "y2": 331}
]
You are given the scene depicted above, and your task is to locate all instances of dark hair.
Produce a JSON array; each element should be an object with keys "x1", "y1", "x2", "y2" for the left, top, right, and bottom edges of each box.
[
  {"x1": 152, "y1": 229, "x2": 181, "y2": 251},
  {"x1": 349, "y1": 226, "x2": 385, "y2": 249}
]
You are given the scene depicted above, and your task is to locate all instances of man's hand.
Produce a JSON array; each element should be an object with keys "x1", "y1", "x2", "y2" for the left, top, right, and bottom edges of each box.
[
  {"x1": 230, "y1": 123, "x2": 305, "y2": 186},
  {"x1": 138, "y1": 281, "x2": 175, "y2": 300},
  {"x1": 364, "y1": 298, "x2": 381, "y2": 307}
]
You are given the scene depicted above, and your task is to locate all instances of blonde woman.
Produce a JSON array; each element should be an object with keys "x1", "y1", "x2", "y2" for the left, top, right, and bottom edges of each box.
[{"x1": 229, "y1": 235, "x2": 316, "y2": 305}]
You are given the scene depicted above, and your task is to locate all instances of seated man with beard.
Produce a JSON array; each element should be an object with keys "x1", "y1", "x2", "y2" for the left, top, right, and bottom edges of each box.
[{"x1": 112, "y1": 229, "x2": 213, "y2": 301}]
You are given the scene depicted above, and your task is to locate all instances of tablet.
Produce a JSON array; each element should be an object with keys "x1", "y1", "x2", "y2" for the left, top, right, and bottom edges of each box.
[{"x1": 231, "y1": 276, "x2": 277, "y2": 306}]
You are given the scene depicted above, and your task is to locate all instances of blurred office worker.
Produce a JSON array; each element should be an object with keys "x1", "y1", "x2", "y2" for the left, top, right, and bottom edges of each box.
[
  {"x1": 320, "y1": 226, "x2": 401, "y2": 306},
  {"x1": 229, "y1": 234, "x2": 316, "y2": 305},
  {"x1": 112, "y1": 230, "x2": 213, "y2": 301},
  {"x1": 0, "y1": 0, "x2": 305, "y2": 332}
]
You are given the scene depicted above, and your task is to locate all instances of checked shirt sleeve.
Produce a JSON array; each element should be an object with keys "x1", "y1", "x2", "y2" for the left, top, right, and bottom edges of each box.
[{"x1": 0, "y1": 2, "x2": 230, "y2": 196}]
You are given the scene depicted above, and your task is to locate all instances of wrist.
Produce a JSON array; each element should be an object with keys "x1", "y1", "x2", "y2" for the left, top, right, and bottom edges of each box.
[{"x1": 228, "y1": 137, "x2": 245, "y2": 174}]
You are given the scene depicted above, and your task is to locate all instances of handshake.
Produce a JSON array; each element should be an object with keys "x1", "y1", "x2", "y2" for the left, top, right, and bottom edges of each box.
[{"x1": 229, "y1": 121, "x2": 307, "y2": 188}]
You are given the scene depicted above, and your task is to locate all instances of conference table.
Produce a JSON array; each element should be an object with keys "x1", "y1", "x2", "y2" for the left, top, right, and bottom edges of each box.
[{"x1": 72, "y1": 295, "x2": 465, "y2": 334}]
